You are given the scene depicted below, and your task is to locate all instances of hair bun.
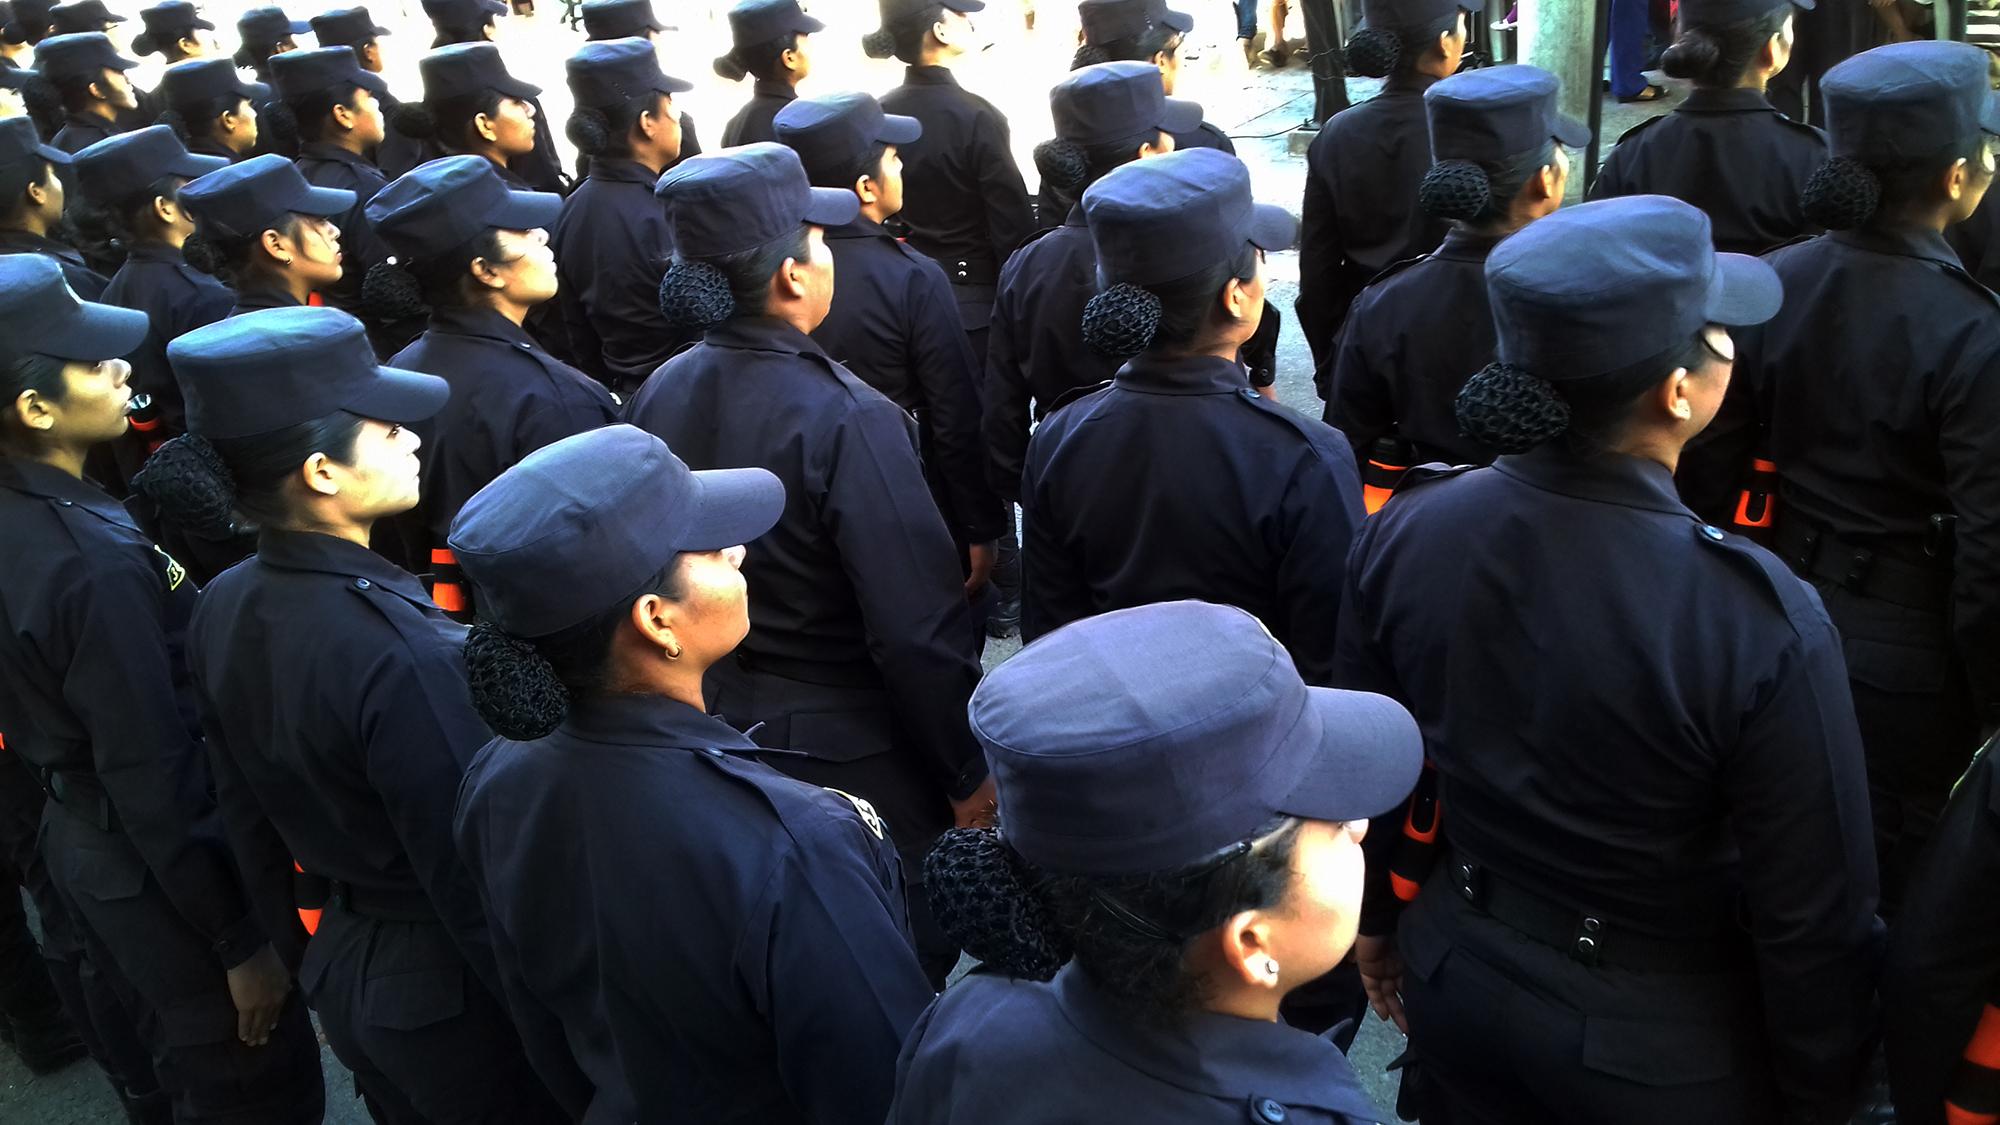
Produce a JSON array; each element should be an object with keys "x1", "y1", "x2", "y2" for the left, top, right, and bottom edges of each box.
[
  {"x1": 565, "y1": 105, "x2": 611, "y2": 157},
  {"x1": 861, "y1": 27, "x2": 896, "y2": 58},
  {"x1": 361, "y1": 259, "x2": 430, "y2": 323},
  {"x1": 1344, "y1": 27, "x2": 1403, "y2": 78},
  {"x1": 155, "y1": 107, "x2": 191, "y2": 142},
  {"x1": 658, "y1": 258, "x2": 736, "y2": 331},
  {"x1": 130, "y1": 434, "x2": 241, "y2": 540},
  {"x1": 1455, "y1": 361, "x2": 1571, "y2": 453},
  {"x1": 1070, "y1": 43, "x2": 1112, "y2": 68},
  {"x1": 924, "y1": 828, "x2": 1072, "y2": 981},
  {"x1": 712, "y1": 52, "x2": 748, "y2": 81},
  {"x1": 391, "y1": 101, "x2": 439, "y2": 140},
  {"x1": 259, "y1": 100, "x2": 300, "y2": 152},
  {"x1": 1419, "y1": 159, "x2": 1492, "y2": 221},
  {"x1": 464, "y1": 621, "x2": 570, "y2": 741},
  {"x1": 1081, "y1": 282, "x2": 1163, "y2": 358},
  {"x1": 1033, "y1": 138, "x2": 1089, "y2": 194},
  {"x1": 1658, "y1": 26, "x2": 1722, "y2": 81},
  {"x1": 180, "y1": 230, "x2": 224, "y2": 275},
  {"x1": 1800, "y1": 156, "x2": 1882, "y2": 231}
]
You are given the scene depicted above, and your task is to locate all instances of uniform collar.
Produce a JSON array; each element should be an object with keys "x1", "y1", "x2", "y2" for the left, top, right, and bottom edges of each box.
[
  {"x1": 1050, "y1": 966, "x2": 1382, "y2": 1120},
  {"x1": 903, "y1": 64, "x2": 959, "y2": 88},
  {"x1": 233, "y1": 286, "x2": 303, "y2": 313},
  {"x1": 254, "y1": 527, "x2": 430, "y2": 600},
  {"x1": 1678, "y1": 87, "x2": 1778, "y2": 114},
  {"x1": 298, "y1": 141, "x2": 375, "y2": 170},
  {"x1": 0, "y1": 227, "x2": 87, "y2": 267},
  {"x1": 1382, "y1": 71, "x2": 1440, "y2": 97},
  {"x1": 1112, "y1": 352, "x2": 1247, "y2": 395},
  {"x1": 1430, "y1": 225, "x2": 1507, "y2": 262},
  {"x1": 562, "y1": 692, "x2": 766, "y2": 754},
  {"x1": 125, "y1": 240, "x2": 186, "y2": 264},
  {"x1": 1829, "y1": 224, "x2": 1964, "y2": 270},
  {"x1": 585, "y1": 156, "x2": 661, "y2": 186},
  {"x1": 0, "y1": 455, "x2": 134, "y2": 529},
  {"x1": 426, "y1": 304, "x2": 538, "y2": 347},
  {"x1": 824, "y1": 214, "x2": 891, "y2": 241},
  {"x1": 62, "y1": 111, "x2": 111, "y2": 134},
  {"x1": 704, "y1": 315, "x2": 829, "y2": 359},
  {"x1": 1064, "y1": 203, "x2": 1087, "y2": 228},
  {"x1": 752, "y1": 77, "x2": 796, "y2": 102},
  {"x1": 1492, "y1": 444, "x2": 1695, "y2": 519}
]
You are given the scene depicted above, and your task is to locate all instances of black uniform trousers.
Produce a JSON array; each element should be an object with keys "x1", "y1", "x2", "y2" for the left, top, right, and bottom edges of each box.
[
  {"x1": 41, "y1": 803, "x2": 323, "y2": 1124},
  {"x1": 706, "y1": 656, "x2": 957, "y2": 986},
  {"x1": 1395, "y1": 873, "x2": 1782, "y2": 1125},
  {"x1": 300, "y1": 902, "x2": 566, "y2": 1125}
]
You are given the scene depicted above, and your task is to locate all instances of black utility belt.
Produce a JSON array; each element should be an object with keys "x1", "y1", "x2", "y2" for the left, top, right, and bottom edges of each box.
[
  {"x1": 1446, "y1": 856, "x2": 1743, "y2": 975},
  {"x1": 325, "y1": 880, "x2": 439, "y2": 925},
  {"x1": 1774, "y1": 518, "x2": 1952, "y2": 613}
]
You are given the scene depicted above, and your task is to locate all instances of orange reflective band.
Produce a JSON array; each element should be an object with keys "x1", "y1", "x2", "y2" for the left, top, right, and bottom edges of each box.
[
  {"x1": 432, "y1": 583, "x2": 467, "y2": 612},
  {"x1": 1390, "y1": 872, "x2": 1421, "y2": 902},
  {"x1": 1733, "y1": 490, "x2": 1775, "y2": 529},
  {"x1": 1367, "y1": 458, "x2": 1409, "y2": 475},
  {"x1": 1752, "y1": 459, "x2": 1777, "y2": 473},
  {"x1": 431, "y1": 548, "x2": 457, "y2": 565},
  {"x1": 1965, "y1": 1004, "x2": 2000, "y2": 1070},
  {"x1": 1403, "y1": 796, "x2": 1441, "y2": 844},
  {"x1": 1945, "y1": 1106, "x2": 1998, "y2": 1125},
  {"x1": 1363, "y1": 484, "x2": 1394, "y2": 515},
  {"x1": 129, "y1": 416, "x2": 161, "y2": 432}
]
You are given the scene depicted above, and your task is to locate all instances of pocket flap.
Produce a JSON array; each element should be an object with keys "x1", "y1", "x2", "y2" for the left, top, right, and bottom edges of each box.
[
  {"x1": 1581, "y1": 1014, "x2": 1735, "y2": 1086},
  {"x1": 362, "y1": 966, "x2": 465, "y2": 1032}
]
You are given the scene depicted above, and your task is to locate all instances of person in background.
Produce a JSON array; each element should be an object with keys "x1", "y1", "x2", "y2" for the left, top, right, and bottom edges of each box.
[
  {"x1": 550, "y1": 36, "x2": 691, "y2": 394},
  {"x1": 1326, "y1": 64, "x2": 1581, "y2": 476},
  {"x1": 157, "y1": 57, "x2": 264, "y2": 162},
  {"x1": 309, "y1": 6, "x2": 426, "y2": 181},
  {"x1": 1, "y1": 0, "x2": 53, "y2": 66},
  {"x1": 392, "y1": 41, "x2": 558, "y2": 194},
  {"x1": 1591, "y1": 0, "x2": 1824, "y2": 254},
  {"x1": 891, "y1": 600, "x2": 1422, "y2": 1125},
  {"x1": 233, "y1": 6, "x2": 309, "y2": 160},
  {"x1": 714, "y1": 0, "x2": 819, "y2": 146},
  {"x1": 628, "y1": 143, "x2": 995, "y2": 986},
  {"x1": 269, "y1": 47, "x2": 391, "y2": 327},
  {"x1": 418, "y1": 0, "x2": 568, "y2": 193},
  {"x1": 131, "y1": 0, "x2": 214, "y2": 64},
  {"x1": 578, "y1": 0, "x2": 701, "y2": 168},
  {"x1": 450, "y1": 425, "x2": 935, "y2": 1123},
  {"x1": 0, "y1": 117, "x2": 105, "y2": 297},
  {"x1": 1606, "y1": 0, "x2": 1665, "y2": 103},
  {"x1": 177, "y1": 155, "x2": 350, "y2": 317},
  {"x1": 776, "y1": 90, "x2": 1004, "y2": 641},
  {"x1": 1075, "y1": 0, "x2": 1221, "y2": 152},
  {"x1": 31, "y1": 31, "x2": 133, "y2": 153},
  {"x1": 1296, "y1": 0, "x2": 1467, "y2": 378},
  {"x1": 1337, "y1": 195, "x2": 1875, "y2": 1122}
]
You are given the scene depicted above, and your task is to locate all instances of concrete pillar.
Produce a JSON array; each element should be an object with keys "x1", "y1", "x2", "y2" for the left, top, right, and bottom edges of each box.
[{"x1": 1518, "y1": 0, "x2": 1601, "y2": 195}]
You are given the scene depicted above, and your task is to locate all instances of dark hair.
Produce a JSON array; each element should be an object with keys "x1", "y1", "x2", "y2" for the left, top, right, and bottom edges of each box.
[
  {"x1": 1344, "y1": 12, "x2": 1460, "y2": 79},
  {"x1": 429, "y1": 16, "x2": 492, "y2": 47},
  {"x1": 71, "y1": 173, "x2": 189, "y2": 275},
  {"x1": 801, "y1": 140, "x2": 889, "y2": 192},
  {"x1": 0, "y1": 352, "x2": 71, "y2": 450},
  {"x1": 1419, "y1": 141, "x2": 1558, "y2": 225},
  {"x1": 1082, "y1": 243, "x2": 1260, "y2": 358},
  {"x1": 862, "y1": 3, "x2": 945, "y2": 64},
  {"x1": 716, "y1": 31, "x2": 801, "y2": 81},
  {"x1": 132, "y1": 412, "x2": 367, "y2": 538},
  {"x1": 233, "y1": 39, "x2": 289, "y2": 76},
  {"x1": 0, "y1": 155, "x2": 55, "y2": 224},
  {"x1": 269, "y1": 84, "x2": 364, "y2": 146},
  {"x1": 393, "y1": 86, "x2": 507, "y2": 152},
  {"x1": 926, "y1": 820, "x2": 1303, "y2": 1024},
  {"x1": 462, "y1": 558, "x2": 691, "y2": 740},
  {"x1": 1801, "y1": 134, "x2": 1990, "y2": 230},
  {"x1": 567, "y1": 90, "x2": 669, "y2": 160},
  {"x1": 657, "y1": 224, "x2": 813, "y2": 331},
  {"x1": 182, "y1": 211, "x2": 305, "y2": 288},
  {"x1": 1032, "y1": 131, "x2": 1160, "y2": 197},
  {"x1": 1660, "y1": 2, "x2": 1791, "y2": 88},
  {"x1": 1071, "y1": 20, "x2": 1180, "y2": 68},
  {"x1": 158, "y1": 93, "x2": 249, "y2": 146},
  {"x1": 21, "y1": 74, "x2": 64, "y2": 139},
  {"x1": 1455, "y1": 332, "x2": 1711, "y2": 455},
  {"x1": 360, "y1": 228, "x2": 508, "y2": 322},
  {"x1": 45, "y1": 69, "x2": 107, "y2": 114}
]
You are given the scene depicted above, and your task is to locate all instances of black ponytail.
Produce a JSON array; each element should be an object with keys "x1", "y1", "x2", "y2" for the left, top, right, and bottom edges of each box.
[
  {"x1": 1034, "y1": 130, "x2": 1161, "y2": 197},
  {"x1": 925, "y1": 829, "x2": 1073, "y2": 981},
  {"x1": 1082, "y1": 245, "x2": 1260, "y2": 359},
  {"x1": 567, "y1": 91, "x2": 668, "y2": 161},
  {"x1": 716, "y1": 32, "x2": 798, "y2": 83},
  {"x1": 391, "y1": 99, "x2": 440, "y2": 139},
  {"x1": 137, "y1": 412, "x2": 366, "y2": 537},
  {"x1": 1071, "y1": 19, "x2": 1180, "y2": 70},
  {"x1": 566, "y1": 105, "x2": 612, "y2": 156},
  {"x1": 1801, "y1": 134, "x2": 1989, "y2": 231},
  {"x1": 259, "y1": 99, "x2": 301, "y2": 154},
  {"x1": 363, "y1": 228, "x2": 510, "y2": 323},
  {"x1": 861, "y1": 27, "x2": 896, "y2": 59},
  {"x1": 1800, "y1": 156, "x2": 1882, "y2": 230}
]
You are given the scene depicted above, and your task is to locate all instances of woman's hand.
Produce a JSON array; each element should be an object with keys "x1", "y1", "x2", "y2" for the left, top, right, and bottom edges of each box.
[{"x1": 1353, "y1": 933, "x2": 1409, "y2": 1034}]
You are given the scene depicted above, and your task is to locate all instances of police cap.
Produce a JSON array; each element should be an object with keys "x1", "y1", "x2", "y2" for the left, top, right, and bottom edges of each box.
[
  {"x1": 773, "y1": 91, "x2": 919, "y2": 185},
  {"x1": 417, "y1": 41, "x2": 540, "y2": 102},
  {"x1": 365, "y1": 154, "x2": 561, "y2": 262},
  {"x1": 580, "y1": 0, "x2": 664, "y2": 39},
  {"x1": 237, "y1": 5, "x2": 310, "y2": 43},
  {"x1": 565, "y1": 37, "x2": 690, "y2": 111},
  {"x1": 1082, "y1": 147, "x2": 1295, "y2": 287},
  {"x1": 1678, "y1": 0, "x2": 1811, "y2": 26},
  {"x1": 1821, "y1": 41, "x2": 2000, "y2": 165},
  {"x1": 724, "y1": 0, "x2": 822, "y2": 49},
  {"x1": 47, "y1": 0, "x2": 121, "y2": 35},
  {"x1": 1425, "y1": 64, "x2": 1589, "y2": 165},
  {"x1": 420, "y1": 0, "x2": 504, "y2": 28},
  {"x1": 1050, "y1": 61, "x2": 1201, "y2": 146},
  {"x1": 178, "y1": 152, "x2": 354, "y2": 239},
  {"x1": 133, "y1": 1, "x2": 214, "y2": 55},
  {"x1": 170, "y1": 306, "x2": 447, "y2": 439},
  {"x1": 875, "y1": 0, "x2": 983, "y2": 31},
  {"x1": 270, "y1": 45, "x2": 387, "y2": 99},
  {"x1": 0, "y1": 114, "x2": 71, "y2": 176},
  {"x1": 309, "y1": 5, "x2": 390, "y2": 48},
  {"x1": 0, "y1": 254, "x2": 148, "y2": 368},
  {"x1": 4, "y1": 0, "x2": 55, "y2": 43},
  {"x1": 73, "y1": 124, "x2": 227, "y2": 206},
  {"x1": 654, "y1": 141, "x2": 857, "y2": 257},
  {"x1": 32, "y1": 31, "x2": 135, "y2": 81},
  {"x1": 1077, "y1": 0, "x2": 1189, "y2": 45},
  {"x1": 159, "y1": 56, "x2": 269, "y2": 109},
  {"x1": 1360, "y1": 0, "x2": 1483, "y2": 29}
]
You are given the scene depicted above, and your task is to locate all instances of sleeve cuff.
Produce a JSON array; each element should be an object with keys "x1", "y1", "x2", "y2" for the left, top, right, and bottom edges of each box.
[
  {"x1": 946, "y1": 756, "x2": 990, "y2": 803},
  {"x1": 212, "y1": 913, "x2": 270, "y2": 971}
]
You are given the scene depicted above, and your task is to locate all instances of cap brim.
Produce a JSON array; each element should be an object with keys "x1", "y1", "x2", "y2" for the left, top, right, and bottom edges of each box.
[
  {"x1": 109, "y1": 52, "x2": 139, "y2": 69},
  {"x1": 793, "y1": 13, "x2": 826, "y2": 33},
  {"x1": 168, "y1": 151, "x2": 229, "y2": 178},
  {"x1": 1158, "y1": 95, "x2": 1203, "y2": 137},
  {"x1": 1276, "y1": 688, "x2": 1424, "y2": 823},
  {"x1": 132, "y1": 32, "x2": 158, "y2": 53},
  {"x1": 945, "y1": 0, "x2": 987, "y2": 10},
  {"x1": 354, "y1": 69, "x2": 389, "y2": 95},
  {"x1": 493, "y1": 73, "x2": 542, "y2": 100},
  {"x1": 286, "y1": 18, "x2": 311, "y2": 32},
  {"x1": 370, "y1": 22, "x2": 391, "y2": 34},
  {"x1": 43, "y1": 299, "x2": 149, "y2": 362},
  {"x1": 343, "y1": 365, "x2": 450, "y2": 424},
  {"x1": 236, "y1": 78, "x2": 273, "y2": 100},
  {"x1": 1246, "y1": 201, "x2": 1296, "y2": 252},
  {"x1": 36, "y1": 141, "x2": 74, "y2": 165},
  {"x1": 292, "y1": 183, "x2": 358, "y2": 217},
  {"x1": 1551, "y1": 112, "x2": 1591, "y2": 148},
  {"x1": 1704, "y1": 252, "x2": 1783, "y2": 327},
  {"x1": 193, "y1": 17, "x2": 216, "y2": 30},
  {"x1": 1161, "y1": 6, "x2": 1194, "y2": 32},
  {"x1": 1788, "y1": 0, "x2": 1815, "y2": 9},
  {"x1": 491, "y1": 186, "x2": 563, "y2": 232},
  {"x1": 1982, "y1": 89, "x2": 2000, "y2": 136},
  {"x1": 477, "y1": 0, "x2": 507, "y2": 12},
  {"x1": 1458, "y1": 0, "x2": 1486, "y2": 11},
  {"x1": 653, "y1": 73, "x2": 694, "y2": 95},
  {"x1": 680, "y1": 465, "x2": 785, "y2": 552},
  {"x1": 878, "y1": 111, "x2": 921, "y2": 145},
  {"x1": 803, "y1": 184, "x2": 860, "y2": 228},
  {"x1": 104, "y1": 12, "x2": 128, "y2": 21}
]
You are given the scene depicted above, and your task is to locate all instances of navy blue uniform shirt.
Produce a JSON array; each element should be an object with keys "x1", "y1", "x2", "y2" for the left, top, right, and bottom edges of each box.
[
  {"x1": 453, "y1": 693, "x2": 934, "y2": 1124},
  {"x1": 391, "y1": 304, "x2": 619, "y2": 539},
  {"x1": 51, "y1": 110, "x2": 118, "y2": 154},
  {"x1": 881, "y1": 65, "x2": 1034, "y2": 326},
  {"x1": 0, "y1": 227, "x2": 109, "y2": 300},
  {"x1": 889, "y1": 964, "x2": 1384, "y2": 1124},
  {"x1": 1020, "y1": 351, "x2": 1363, "y2": 684},
  {"x1": 1297, "y1": 73, "x2": 1447, "y2": 379},
  {"x1": 720, "y1": 77, "x2": 794, "y2": 147},
  {"x1": 186, "y1": 529, "x2": 504, "y2": 996},
  {"x1": 812, "y1": 215, "x2": 1002, "y2": 542},
  {"x1": 624, "y1": 316, "x2": 985, "y2": 795},
  {"x1": 228, "y1": 285, "x2": 303, "y2": 316},
  {"x1": 1590, "y1": 87, "x2": 1827, "y2": 255},
  {"x1": 99, "y1": 241, "x2": 234, "y2": 486},
  {"x1": 1335, "y1": 447, "x2": 1879, "y2": 1114},
  {"x1": 1324, "y1": 226, "x2": 1503, "y2": 467},
  {"x1": 981, "y1": 206, "x2": 1110, "y2": 502},
  {"x1": 549, "y1": 156, "x2": 685, "y2": 391},
  {"x1": 293, "y1": 141, "x2": 391, "y2": 315},
  {"x1": 0, "y1": 457, "x2": 264, "y2": 967}
]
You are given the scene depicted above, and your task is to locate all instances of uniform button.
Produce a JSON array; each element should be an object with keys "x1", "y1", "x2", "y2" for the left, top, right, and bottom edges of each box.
[
  {"x1": 1253, "y1": 1097, "x2": 1287, "y2": 1123},
  {"x1": 1239, "y1": 387, "x2": 1259, "y2": 400},
  {"x1": 704, "y1": 748, "x2": 724, "y2": 758},
  {"x1": 354, "y1": 578, "x2": 372, "y2": 590},
  {"x1": 1575, "y1": 935, "x2": 1597, "y2": 955},
  {"x1": 1582, "y1": 916, "x2": 1601, "y2": 933},
  {"x1": 1699, "y1": 524, "x2": 1725, "y2": 542}
]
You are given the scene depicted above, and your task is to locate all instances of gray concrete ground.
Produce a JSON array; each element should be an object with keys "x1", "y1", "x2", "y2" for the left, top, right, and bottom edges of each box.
[{"x1": 1, "y1": 3, "x2": 1682, "y2": 1118}]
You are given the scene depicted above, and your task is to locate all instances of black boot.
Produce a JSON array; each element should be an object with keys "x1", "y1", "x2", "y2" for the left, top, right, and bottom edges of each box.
[
  {"x1": 987, "y1": 533, "x2": 1021, "y2": 639},
  {"x1": 118, "y1": 1082, "x2": 174, "y2": 1125},
  {"x1": 8, "y1": 1005, "x2": 88, "y2": 1074}
]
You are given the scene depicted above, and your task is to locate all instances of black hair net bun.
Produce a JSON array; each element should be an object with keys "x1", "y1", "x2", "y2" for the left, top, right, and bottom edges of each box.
[
  {"x1": 1800, "y1": 156, "x2": 1882, "y2": 231},
  {"x1": 658, "y1": 258, "x2": 736, "y2": 331},
  {"x1": 861, "y1": 28, "x2": 896, "y2": 58},
  {"x1": 155, "y1": 107, "x2": 192, "y2": 142},
  {"x1": 130, "y1": 434, "x2": 240, "y2": 540},
  {"x1": 259, "y1": 100, "x2": 300, "y2": 153},
  {"x1": 1033, "y1": 138, "x2": 1089, "y2": 194},
  {"x1": 712, "y1": 51, "x2": 748, "y2": 81},
  {"x1": 1081, "y1": 282, "x2": 1163, "y2": 358},
  {"x1": 925, "y1": 828, "x2": 1072, "y2": 981},
  {"x1": 566, "y1": 105, "x2": 611, "y2": 156},
  {"x1": 1419, "y1": 159, "x2": 1492, "y2": 221},
  {"x1": 1070, "y1": 43, "x2": 1112, "y2": 68},
  {"x1": 1344, "y1": 27, "x2": 1404, "y2": 78},
  {"x1": 464, "y1": 621, "x2": 570, "y2": 741},
  {"x1": 180, "y1": 230, "x2": 224, "y2": 275},
  {"x1": 1455, "y1": 361, "x2": 1571, "y2": 453},
  {"x1": 361, "y1": 259, "x2": 430, "y2": 323},
  {"x1": 391, "y1": 101, "x2": 440, "y2": 140}
]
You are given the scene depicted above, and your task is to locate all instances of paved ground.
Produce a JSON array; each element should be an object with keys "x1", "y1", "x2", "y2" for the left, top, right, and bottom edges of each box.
[{"x1": 2, "y1": 3, "x2": 1683, "y2": 1118}]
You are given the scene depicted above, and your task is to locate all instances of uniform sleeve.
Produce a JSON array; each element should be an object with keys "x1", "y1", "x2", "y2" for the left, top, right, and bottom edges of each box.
[
  {"x1": 743, "y1": 811, "x2": 934, "y2": 1125},
  {"x1": 823, "y1": 402, "x2": 988, "y2": 796},
  {"x1": 170, "y1": 276, "x2": 236, "y2": 340},
  {"x1": 510, "y1": 375, "x2": 620, "y2": 458},
  {"x1": 908, "y1": 260, "x2": 1004, "y2": 542},
  {"x1": 982, "y1": 269, "x2": 1032, "y2": 503},
  {"x1": 1324, "y1": 304, "x2": 1395, "y2": 467},
  {"x1": 590, "y1": 209, "x2": 688, "y2": 388},
  {"x1": 1018, "y1": 427, "x2": 1088, "y2": 643},
  {"x1": 884, "y1": 995, "x2": 946, "y2": 1125},
  {"x1": 1586, "y1": 147, "x2": 1631, "y2": 200},
  {"x1": 1331, "y1": 521, "x2": 1417, "y2": 938},
  {"x1": 353, "y1": 627, "x2": 507, "y2": 999},
  {"x1": 1296, "y1": 139, "x2": 1344, "y2": 381},
  {"x1": 973, "y1": 112, "x2": 1035, "y2": 268},
  {"x1": 1271, "y1": 442, "x2": 1364, "y2": 685},
  {"x1": 197, "y1": 706, "x2": 310, "y2": 972},
  {"x1": 1721, "y1": 614, "x2": 1880, "y2": 1120},
  {"x1": 58, "y1": 558, "x2": 262, "y2": 967},
  {"x1": 1936, "y1": 341, "x2": 2000, "y2": 721}
]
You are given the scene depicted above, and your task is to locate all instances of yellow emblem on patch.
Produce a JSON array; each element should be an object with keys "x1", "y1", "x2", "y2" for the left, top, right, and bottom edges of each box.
[
  {"x1": 154, "y1": 547, "x2": 187, "y2": 591},
  {"x1": 825, "y1": 787, "x2": 885, "y2": 840}
]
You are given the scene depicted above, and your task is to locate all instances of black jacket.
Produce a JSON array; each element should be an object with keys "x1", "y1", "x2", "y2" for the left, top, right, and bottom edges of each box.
[
  {"x1": 549, "y1": 156, "x2": 685, "y2": 392},
  {"x1": 293, "y1": 141, "x2": 391, "y2": 318},
  {"x1": 719, "y1": 78, "x2": 794, "y2": 147},
  {"x1": 99, "y1": 241, "x2": 234, "y2": 485},
  {"x1": 0, "y1": 227, "x2": 108, "y2": 300}
]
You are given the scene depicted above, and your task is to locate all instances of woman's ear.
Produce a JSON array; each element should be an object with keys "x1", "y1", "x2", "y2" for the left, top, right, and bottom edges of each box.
[
  {"x1": 152, "y1": 194, "x2": 177, "y2": 227},
  {"x1": 473, "y1": 111, "x2": 500, "y2": 143},
  {"x1": 1214, "y1": 909, "x2": 1282, "y2": 990},
  {"x1": 300, "y1": 451, "x2": 340, "y2": 497},
  {"x1": 1657, "y1": 367, "x2": 1694, "y2": 423},
  {"x1": 259, "y1": 226, "x2": 295, "y2": 265},
  {"x1": 467, "y1": 255, "x2": 507, "y2": 291}
]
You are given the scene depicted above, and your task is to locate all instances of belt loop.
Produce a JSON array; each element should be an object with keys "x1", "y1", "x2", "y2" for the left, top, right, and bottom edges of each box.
[
  {"x1": 1842, "y1": 548, "x2": 1875, "y2": 593},
  {"x1": 1571, "y1": 914, "x2": 1603, "y2": 966}
]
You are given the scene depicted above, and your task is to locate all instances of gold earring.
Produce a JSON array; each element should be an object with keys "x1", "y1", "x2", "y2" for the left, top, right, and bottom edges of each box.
[{"x1": 663, "y1": 641, "x2": 683, "y2": 660}]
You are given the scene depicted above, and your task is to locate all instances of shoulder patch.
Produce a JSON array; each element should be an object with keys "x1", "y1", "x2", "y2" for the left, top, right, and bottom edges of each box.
[
  {"x1": 153, "y1": 545, "x2": 187, "y2": 591},
  {"x1": 823, "y1": 787, "x2": 886, "y2": 840}
]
